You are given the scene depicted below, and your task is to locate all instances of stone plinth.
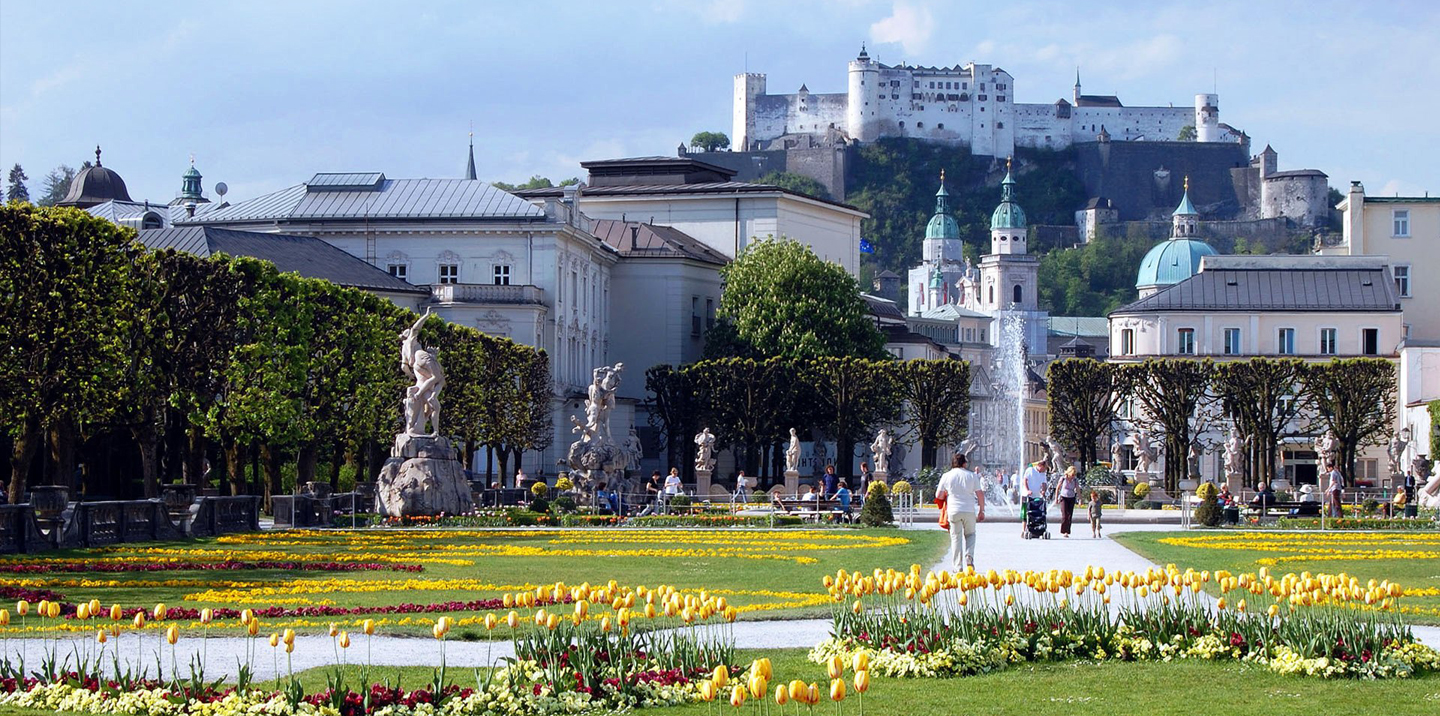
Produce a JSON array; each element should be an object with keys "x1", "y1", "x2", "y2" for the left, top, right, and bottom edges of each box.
[
  {"x1": 695, "y1": 469, "x2": 713, "y2": 497},
  {"x1": 376, "y1": 434, "x2": 473, "y2": 517},
  {"x1": 784, "y1": 469, "x2": 799, "y2": 496}
]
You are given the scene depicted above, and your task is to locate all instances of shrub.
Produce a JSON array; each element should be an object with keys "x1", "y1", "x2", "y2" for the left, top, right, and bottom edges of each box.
[
  {"x1": 1360, "y1": 498, "x2": 1379, "y2": 515},
  {"x1": 530, "y1": 481, "x2": 549, "y2": 497},
  {"x1": 555, "y1": 476, "x2": 574, "y2": 492},
  {"x1": 1193, "y1": 482, "x2": 1222, "y2": 527},
  {"x1": 912, "y1": 467, "x2": 942, "y2": 491},
  {"x1": 528, "y1": 496, "x2": 549, "y2": 514},
  {"x1": 669, "y1": 494, "x2": 692, "y2": 508},
  {"x1": 1083, "y1": 465, "x2": 1114, "y2": 487},
  {"x1": 860, "y1": 488, "x2": 895, "y2": 527},
  {"x1": 890, "y1": 480, "x2": 913, "y2": 495},
  {"x1": 1132, "y1": 482, "x2": 1151, "y2": 499},
  {"x1": 866, "y1": 481, "x2": 889, "y2": 497},
  {"x1": 751, "y1": 490, "x2": 768, "y2": 503},
  {"x1": 1195, "y1": 482, "x2": 1219, "y2": 500},
  {"x1": 552, "y1": 495, "x2": 577, "y2": 514}
]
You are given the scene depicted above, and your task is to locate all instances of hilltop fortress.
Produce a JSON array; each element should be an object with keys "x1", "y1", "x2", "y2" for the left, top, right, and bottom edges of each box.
[{"x1": 734, "y1": 46, "x2": 1244, "y2": 157}]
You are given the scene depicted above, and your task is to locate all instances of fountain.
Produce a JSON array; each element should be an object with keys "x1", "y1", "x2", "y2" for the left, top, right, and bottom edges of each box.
[{"x1": 969, "y1": 312, "x2": 1029, "y2": 515}]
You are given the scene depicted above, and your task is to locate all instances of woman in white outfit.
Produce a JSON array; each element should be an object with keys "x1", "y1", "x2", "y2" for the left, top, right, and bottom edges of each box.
[{"x1": 936, "y1": 453, "x2": 986, "y2": 569}]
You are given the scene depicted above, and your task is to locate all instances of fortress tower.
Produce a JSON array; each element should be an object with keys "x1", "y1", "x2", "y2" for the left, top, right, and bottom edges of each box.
[
  {"x1": 846, "y1": 45, "x2": 880, "y2": 143},
  {"x1": 733, "y1": 72, "x2": 767, "y2": 152},
  {"x1": 1195, "y1": 93, "x2": 1220, "y2": 142}
]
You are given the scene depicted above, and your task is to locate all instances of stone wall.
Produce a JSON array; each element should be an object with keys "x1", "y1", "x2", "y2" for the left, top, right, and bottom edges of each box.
[
  {"x1": 692, "y1": 145, "x2": 852, "y2": 201},
  {"x1": 1074, "y1": 140, "x2": 1252, "y2": 221}
]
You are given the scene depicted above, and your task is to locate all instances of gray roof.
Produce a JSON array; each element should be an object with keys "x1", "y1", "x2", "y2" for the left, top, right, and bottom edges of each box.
[
  {"x1": 86, "y1": 199, "x2": 225, "y2": 229},
  {"x1": 1048, "y1": 316, "x2": 1110, "y2": 337},
  {"x1": 137, "y1": 226, "x2": 429, "y2": 295},
  {"x1": 1112, "y1": 256, "x2": 1399, "y2": 314},
  {"x1": 589, "y1": 220, "x2": 729, "y2": 265},
  {"x1": 176, "y1": 178, "x2": 544, "y2": 225},
  {"x1": 1266, "y1": 169, "x2": 1327, "y2": 179},
  {"x1": 515, "y1": 182, "x2": 865, "y2": 214}
]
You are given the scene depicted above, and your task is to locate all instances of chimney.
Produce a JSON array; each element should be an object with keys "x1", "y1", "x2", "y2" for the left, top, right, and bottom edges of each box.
[
  {"x1": 629, "y1": 224, "x2": 639, "y2": 251},
  {"x1": 184, "y1": 200, "x2": 197, "y2": 218}
]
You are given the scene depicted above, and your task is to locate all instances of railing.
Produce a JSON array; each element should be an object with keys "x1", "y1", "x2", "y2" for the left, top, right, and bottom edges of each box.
[
  {"x1": 0, "y1": 506, "x2": 52, "y2": 554},
  {"x1": 430, "y1": 283, "x2": 546, "y2": 305},
  {"x1": 894, "y1": 492, "x2": 916, "y2": 526},
  {"x1": 60, "y1": 500, "x2": 185, "y2": 548},
  {"x1": 190, "y1": 496, "x2": 262, "y2": 537}
]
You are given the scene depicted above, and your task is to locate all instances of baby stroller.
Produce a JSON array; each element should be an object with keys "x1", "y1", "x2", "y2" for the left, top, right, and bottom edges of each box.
[{"x1": 1023, "y1": 497, "x2": 1050, "y2": 539}]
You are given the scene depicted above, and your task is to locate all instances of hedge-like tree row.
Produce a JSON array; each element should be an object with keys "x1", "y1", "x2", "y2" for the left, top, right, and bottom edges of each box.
[{"x1": 1, "y1": 204, "x2": 549, "y2": 503}]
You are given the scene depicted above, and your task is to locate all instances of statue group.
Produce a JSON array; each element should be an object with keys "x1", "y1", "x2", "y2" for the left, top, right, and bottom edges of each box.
[{"x1": 564, "y1": 363, "x2": 642, "y2": 496}]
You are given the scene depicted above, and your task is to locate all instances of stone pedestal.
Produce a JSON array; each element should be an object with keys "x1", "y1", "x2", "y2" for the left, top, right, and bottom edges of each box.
[
  {"x1": 872, "y1": 470, "x2": 889, "y2": 484},
  {"x1": 376, "y1": 434, "x2": 473, "y2": 517},
  {"x1": 1225, "y1": 474, "x2": 1243, "y2": 495},
  {"x1": 783, "y1": 469, "x2": 800, "y2": 496},
  {"x1": 695, "y1": 469, "x2": 713, "y2": 497}
]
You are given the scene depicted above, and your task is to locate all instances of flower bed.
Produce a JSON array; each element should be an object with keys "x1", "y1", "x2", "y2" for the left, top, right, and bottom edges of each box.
[
  {"x1": 1273, "y1": 517, "x2": 1435, "y2": 531},
  {"x1": 0, "y1": 560, "x2": 424, "y2": 574},
  {"x1": 816, "y1": 565, "x2": 1438, "y2": 680}
]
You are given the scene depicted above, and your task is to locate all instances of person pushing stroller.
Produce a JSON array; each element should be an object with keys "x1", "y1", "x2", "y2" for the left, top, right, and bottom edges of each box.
[{"x1": 1020, "y1": 457, "x2": 1051, "y2": 539}]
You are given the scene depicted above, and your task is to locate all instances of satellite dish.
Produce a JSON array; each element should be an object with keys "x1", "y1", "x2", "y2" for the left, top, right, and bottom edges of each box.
[{"x1": 215, "y1": 182, "x2": 228, "y2": 199}]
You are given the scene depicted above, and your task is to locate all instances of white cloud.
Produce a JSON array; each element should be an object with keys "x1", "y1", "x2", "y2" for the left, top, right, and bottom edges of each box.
[
  {"x1": 1378, "y1": 179, "x2": 1428, "y2": 198},
  {"x1": 869, "y1": 1, "x2": 933, "y2": 55},
  {"x1": 705, "y1": 0, "x2": 746, "y2": 24}
]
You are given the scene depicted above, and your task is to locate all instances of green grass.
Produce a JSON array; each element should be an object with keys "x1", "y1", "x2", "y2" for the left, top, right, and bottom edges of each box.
[
  {"x1": 5, "y1": 648, "x2": 1435, "y2": 716},
  {"x1": 1113, "y1": 530, "x2": 1440, "y2": 625},
  {"x1": 0, "y1": 527, "x2": 946, "y2": 637}
]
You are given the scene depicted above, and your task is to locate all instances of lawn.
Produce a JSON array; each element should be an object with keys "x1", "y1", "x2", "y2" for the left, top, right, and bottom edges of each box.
[
  {"x1": 4, "y1": 649, "x2": 1435, "y2": 716},
  {"x1": 0, "y1": 527, "x2": 946, "y2": 638},
  {"x1": 1114, "y1": 530, "x2": 1440, "y2": 625}
]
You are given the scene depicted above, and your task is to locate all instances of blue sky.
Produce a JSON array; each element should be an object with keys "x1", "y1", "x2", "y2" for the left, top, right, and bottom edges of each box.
[{"x1": 2, "y1": 0, "x2": 1436, "y2": 204}]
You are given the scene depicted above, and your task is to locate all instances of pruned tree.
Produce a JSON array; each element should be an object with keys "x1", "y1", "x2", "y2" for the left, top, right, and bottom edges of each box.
[
  {"x1": 894, "y1": 358, "x2": 971, "y2": 468},
  {"x1": 1214, "y1": 358, "x2": 1311, "y2": 489},
  {"x1": 689, "y1": 357, "x2": 796, "y2": 475},
  {"x1": 689, "y1": 131, "x2": 730, "y2": 152},
  {"x1": 1120, "y1": 359, "x2": 1216, "y2": 492},
  {"x1": 1304, "y1": 358, "x2": 1396, "y2": 483},
  {"x1": 645, "y1": 364, "x2": 701, "y2": 478},
  {"x1": 1046, "y1": 358, "x2": 1129, "y2": 472},
  {"x1": 803, "y1": 357, "x2": 900, "y2": 478}
]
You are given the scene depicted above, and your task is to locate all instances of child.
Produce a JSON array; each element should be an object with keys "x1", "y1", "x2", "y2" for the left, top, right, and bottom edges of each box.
[{"x1": 1088, "y1": 490, "x2": 1103, "y2": 539}]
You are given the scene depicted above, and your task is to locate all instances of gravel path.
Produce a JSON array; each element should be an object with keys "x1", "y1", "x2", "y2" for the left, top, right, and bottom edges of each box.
[{"x1": 3, "y1": 522, "x2": 1433, "y2": 680}]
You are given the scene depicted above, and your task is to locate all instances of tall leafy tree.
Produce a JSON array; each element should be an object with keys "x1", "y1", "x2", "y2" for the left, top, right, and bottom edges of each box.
[
  {"x1": 689, "y1": 357, "x2": 796, "y2": 475},
  {"x1": 1, "y1": 204, "x2": 137, "y2": 502},
  {"x1": 645, "y1": 364, "x2": 701, "y2": 478},
  {"x1": 894, "y1": 359, "x2": 971, "y2": 468},
  {"x1": 1120, "y1": 359, "x2": 1216, "y2": 492},
  {"x1": 1046, "y1": 358, "x2": 1129, "y2": 471},
  {"x1": 714, "y1": 237, "x2": 886, "y2": 360},
  {"x1": 37, "y1": 165, "x2": 77, "y2": 206},
  {"x1": 1213, "y1": 358, "x2": 1311, "y2": 488},
  {"x1": 689, "y1": 131, "x2": 730, "y2": 152},
  {"x1": 1304, "y1": 358, "x2": 1396, "y2": 483},
  {"x1": 5, "y1": 164, "x2": 29, "y2": 203},
  {"x1": 804, "y1": 357, "x2": 900, "y2": 477}
]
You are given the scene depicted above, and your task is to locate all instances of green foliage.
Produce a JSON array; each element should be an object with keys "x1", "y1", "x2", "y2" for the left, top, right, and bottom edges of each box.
[
  {"x1": 1177, "y1": 125, "x2": 1197, "y2": 141},
  {"x1": 1038, "y1": 230, "x2": 1156, "y2": 315},
  {"x1": 645, "y1": 364, "x2": 701, "y2": 475},
  {"x1": 912, "y1": 466, "x2": 942, "y2": 491},
  {"x1": 859, "y1": 488, "x2": 894, "y2": 527},
  {"x1": 551, "y1": 495, "x2": 577, "y2": 514},
  {"x1": 686, "y1": 357, "x2": 800, "y2": 473},
  {"x1": 1305, "y1": 359, "x2": 1397, "y2": 482},
  {"x1": 37, "y1": 165, "x2": 76, "y2": 207},
  {"x1": 1214, "y1": 358, "x2": 1310, "y2": 489},
  {"x1": 756, "y1": 171, "x2": 831, "y2": 201},
  {"x1": 1046, "y1": 359, "x2": 1129, "y2": 471},
  {"x1": 714, "y1": 237, "x2": 886, "y2": 360},
  {"x1": 5, "y1": 164, "x2": 29, "y2": 203},
  {"x1": 804, "y1": 356, "x2": 900, "y2": 477},
  {"x1": 689, "y1": 131, "x2": 730, "y2": 152},
  {"x1": 894, "y1": 359, "x2": 971, "y2": 468},
  {"x1": 1121, "y1": 359, "x2": 1216, "y2": 493},
  {"x1": 668, "y1": 494, "x2": 692, "y2": 508},
  {"x1": 490, "y1": 175, "x2": 580, "y2": 191}
]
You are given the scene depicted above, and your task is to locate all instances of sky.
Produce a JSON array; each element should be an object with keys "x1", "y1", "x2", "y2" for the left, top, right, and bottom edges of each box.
[{"x1": 2, "y1": 0, "x2": 1437, "y2": 205}]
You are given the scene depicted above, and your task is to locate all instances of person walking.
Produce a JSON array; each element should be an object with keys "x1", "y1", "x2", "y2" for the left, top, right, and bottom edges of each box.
[
  {"x1": 662, "y1": 467, "x2": 683, "y2": 514},
  {"x1": 1088, "y1": 490, "x2": 1103, "y2": 538},
  {"x1": 858, "y1": 462, "x2": 873, "y2": 495},
  {"x1": 1055, "y1": 465, "x2": 1080, "y2": 537},
  {"x1": 733, "y1": 470, "x2": 750, "y2": 503},
  {"x1": 637, "y1": 471, "x2": 664, "y2": 516},
  {"x1": 832, "y1": 479, "x2": 853, "y2": 523},
  {"x1": 936, "y1": 453, "x2": 985, "y2": 569},
  {"x1": 1325, "y1": 460, "x2": 1345, "y2": 518},
  {"x1": 1020, "y1": 457, "x2": 1050, "y2": 536},
  {"x1": 821, "y1": 465, "x2": 839, "y2": 498}
]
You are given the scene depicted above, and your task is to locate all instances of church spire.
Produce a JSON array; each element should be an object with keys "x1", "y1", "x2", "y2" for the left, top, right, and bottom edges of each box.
[{"x1": 464, "y1": 129, "x2": 477, "y2": 181}]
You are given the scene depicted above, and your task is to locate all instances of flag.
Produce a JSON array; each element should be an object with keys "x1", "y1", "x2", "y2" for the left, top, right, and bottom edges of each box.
[{"x1": 859, "y1": 238, "x2": 875, "y2": 254}]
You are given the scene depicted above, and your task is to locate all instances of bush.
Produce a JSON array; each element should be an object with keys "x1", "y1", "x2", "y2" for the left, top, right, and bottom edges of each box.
[
  {"x1": 669, "y1": 494, "x2": 692, "y2": 509},
  {"x1": 890, "y1": 480, "x2": 913, "y2": 495},
  {"x1": 860, "y1": 488, "x2": 895, "y2": 527},
  {"x1": 912, "y1": 467, "x2": 942, "y2": 491},
  {"x1": 751, "y1": 490, "x2": 768, "y2": 503},
  {"x1": 528, "y1": 496, "x2": 549, "y2": 514},
  {"x1": 1193, "y1": 482, "x2": 1222, "y2": 527},
  {"x1": 554, "y1": 476, "x2": 574, "y2": 492},
  {"x1": 1360, "y1": 498, "x2": 1379, "y2": 515},
  {"x1": 552, "y1": 495, "x2": 577, "y2": 514},
  {"x1": 1083, "y1": 465, "x2": 1114, "y2": 487},
  {"x1": 1195, "y1": 482, "x2": 1219, "y2": 500},
  {"x1": 1132, "y1": 482, "x2": 1151, "y2": 499}
]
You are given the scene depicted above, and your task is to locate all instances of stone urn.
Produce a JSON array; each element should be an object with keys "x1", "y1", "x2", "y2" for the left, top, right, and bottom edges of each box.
[
  {"x1": 376, "y1": 434, "x2": 474, "y2": 517},
  {"x1": 160, "y1": 483, "x2": 197, "y2": 519},
  {"x1": 29, "y1": 486, "x2": 69, "y2": 520}
]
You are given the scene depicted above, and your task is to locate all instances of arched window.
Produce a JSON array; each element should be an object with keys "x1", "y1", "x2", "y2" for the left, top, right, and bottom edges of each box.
[
  {"x1": 899, "y1": 121, "x2": 905, "y2": 129},
  {"x1": 987, "y1": 285, "x2": 994, "y2": 305},
  {"x1": 1013, "y1": 284, "x2": 1023, "y2": 304},
  {"x1": 937, "y1": 123, "x2": 945, "y2": 129}
]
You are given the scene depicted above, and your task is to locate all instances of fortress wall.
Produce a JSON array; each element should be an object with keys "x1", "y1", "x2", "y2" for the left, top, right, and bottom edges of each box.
[{"x1": 1074, "y1": 140, "x2": 1251, "y2": 220}]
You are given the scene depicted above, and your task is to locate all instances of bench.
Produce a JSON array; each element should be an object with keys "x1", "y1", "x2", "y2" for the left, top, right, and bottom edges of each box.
[
  {"x1": 772, "y1": 495, "x2": 856, "y2": 522},
  {"x1": 1242, "y1": 500, "x2": 1321, "y2": 519}
]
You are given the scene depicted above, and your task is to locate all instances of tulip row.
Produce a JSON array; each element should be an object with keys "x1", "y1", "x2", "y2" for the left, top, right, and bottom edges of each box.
[{"x1": 0, "y1": 559, "x2": 424, "y2": 574}]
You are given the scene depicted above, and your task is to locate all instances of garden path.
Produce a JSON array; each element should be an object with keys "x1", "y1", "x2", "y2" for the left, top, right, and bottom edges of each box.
[{"x1": 5, "y1": 522, "x2": 1435, "y2": 680}]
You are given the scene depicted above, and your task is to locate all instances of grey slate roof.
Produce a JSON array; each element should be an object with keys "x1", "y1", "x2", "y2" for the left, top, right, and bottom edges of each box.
[
  {"x1": 176, "y1": 178, "x2": 544, "y2": 225},
  {"x1": 137, "y1": 226, "x2": 429, "y2": 295},
  {"x1": 1048, "y1": 316, "x2": 1110, "y2": 337},
  {"x1": 86, "y1": 199, "x2": 225, "y2": 228},
  {"x1": 1112, "y1": 256, "x2": 1399, "y2": 314},
  {"x1": 589, "y1": 220, "x2": 729, "y2": 265},
  {"x1": 514, "y1": 182, "x2": 865, "y2": 213}
]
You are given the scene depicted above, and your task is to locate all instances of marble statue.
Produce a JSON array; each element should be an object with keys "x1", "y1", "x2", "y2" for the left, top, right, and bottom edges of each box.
[
  {"x1": 1131, "y1": 430, "x2": 1157, "y2": 476},
  {"x1": 376, "y1": 309, "x2": 470, "y2": 517},
  {"x1": 1388, "y1": 428, "x2": 1411, "y2": 479},
  {"x1": 1419, "y1": 459, "x2": 1440, "y2": 509},
  {"x1": 957, "y1": 437, "x2": 979, "y2": 459},
  {"x1": 1187, "y1": 441, "x2": 1202, "y2": 477},
  {"x1": 785, "y1": 428, "x2": 801, "y2": 473},
  {"x1": 870, "y1": 429, "x2": 894, "y2": 474},
  {"x1": 622, "y1": 428, "x2": 643, "y2": 471},
  {"x1": 1044, "y1": 434, "x2": 1067, "y2": 474},
  {"x1": 1315, "y1": 431, "x2": 1338, "y2": 465},
  {"x1": 564, "y1": 363, "x2": 634, "y2": 495},
  {"x1": 694, "y1": 428, "x2": 716, "y2": 472},
  {"x1": 1111, "y1": 439, "x2": 1125, "y2": 471},
  {"x1": 1223, "y1": 429, "x2": 1246, "y2": 482}
]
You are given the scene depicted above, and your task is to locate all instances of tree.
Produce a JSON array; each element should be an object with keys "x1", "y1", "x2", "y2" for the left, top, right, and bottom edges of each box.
[
  {"x1": 5, "y1": 164, "x2": 29, "y2": 203},
  {"x1": 646, "y1": 364, "x2": 701, "y2": 478},
  {"x1": 1120, "y1": 359, "x2": 1216, "y2": 493},
  {"x1": 804, "y1": 357, "x2": 900, "y2": 478},
  {"x1": 757, "y1": 171, "x2": 831, "y2": 201},
  {"x1": 1177, "y1": 125, "x2": 1197, "y2": 141},
  {"x1": 1046, "y1": 358, "x2": 1128, "y2": 472},
  {"x1": 689, "y1": 131, "x2": 730, "y2": 152},
  {"x1": 1304, "y1": 359, "x2": 1396, "y2": 484},
  {"x1": 38, "y1": 165, "x2": 77, "y2": 206},
  {"x1": 1213, "y1": 358, "x2": 1311, "y2": 489},
  {"x1": 1, "y1": 204, "x2": 138, "y2": 502},
  {"x1": 688, "y1": 357, "x2": 797, "y2": 476},
  {"x1": 715, "y1": 237, "x2": 887, "y2": 360},
  {"x1": 894, "y1": 359, "x2": 971, "y2": 468},
  {"x1": 492, "y1": 175, "x2": 580, "y2": 191}
]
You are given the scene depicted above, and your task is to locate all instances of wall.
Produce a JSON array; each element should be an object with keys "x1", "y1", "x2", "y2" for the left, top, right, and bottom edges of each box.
[
  {"x1": 1110, "y1": 310, "x2": 1404, "y2": 359},
  {"x1": 692, "y1": 145, "x2": 851, "y2": 201},
  {"x1": 1344, "y1": 196, "x2": 1440, "y2": 342},
  {"x1": 607, "y1": 258, "x2": 723, "y2": 400},
  {"x1": 1072, "y1": 140, "x2": 1252, "y2": 220},
  {"x1": 1262, "y1": 175, "x2": 1330, "y2": 227}
]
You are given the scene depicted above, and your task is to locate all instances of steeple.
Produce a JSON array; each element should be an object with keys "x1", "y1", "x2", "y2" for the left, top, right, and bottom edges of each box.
[
  {"x1": 464, "y1": 130, "x2": 477, "y2": 181},
  {"x1": 1171, "y1": 176, "x2": 1200, "y2": 237},
  {"x1": 924, "y1": 169, "x2": 961, "y2": 242},
  {"x1": 180, "y1": 155, "x2": 204, "y2": 201},
  {"x1": 989, "y1": 157, "x2": 1028, "y2": 255},
  {"x1": 1073, "y1": 68, "x2": 1081, "y2": 104}
]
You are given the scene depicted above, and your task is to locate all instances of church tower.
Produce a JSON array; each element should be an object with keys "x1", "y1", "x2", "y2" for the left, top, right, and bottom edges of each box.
[
  {"x1": 978, "y1": 159, "x2": 1048, "y2": 350},
  {"x1": 907, "y1": 170, "x2": 968, "y2": 315}
]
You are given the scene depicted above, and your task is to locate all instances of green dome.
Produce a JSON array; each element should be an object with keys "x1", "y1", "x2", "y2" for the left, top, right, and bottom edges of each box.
[
  {"x1": 183, "y1": 165, "x2": 201, "y2": 178},
  {"x1": 990, "y1": 170, "x2": 1027, "y2": 231},
  {"x1": 925, "y1": 179, "x2": 960, "y2": 239},
  {"x1": 1136, "y1": 238, "x2": 1217, "y2": 289}
]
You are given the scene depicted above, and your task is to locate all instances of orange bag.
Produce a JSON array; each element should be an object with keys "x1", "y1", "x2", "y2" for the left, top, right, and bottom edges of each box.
[{"x1": 935, "y1": 496, "x2": 949, "y2": 530}]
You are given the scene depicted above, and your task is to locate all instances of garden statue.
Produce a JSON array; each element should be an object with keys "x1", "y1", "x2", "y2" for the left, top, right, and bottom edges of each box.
[
  {"x1": 694, "y1": 428, "x2": 716, "y2": 473},
  {"x1": 1044, "y1": 434, "x2": 1067, "y2": 474},
  {"x1": 958, "y1": 437, "x2": 979, "y2": 459},
  {"x1": 1131, "y1": 430, "x2": 1157, "y2": 476},
  {"x1": 376, "y1": 309, "x2": 471, "y2": 517},
  {"x1": 785, "y1": 428, "x2": 801, "y2": 473},
  {"x1": 1388, "y1": 428, "x2": 1411, "y2": 479},
  {"x1": 1223, "y1": 429, "x2": 1245, "y2": 483},
  {"x1": 563, "y1": 362, "x2": 634, "y2": 497},
  {"x1": 1187, "y1": 441, "x2": 1202, "y2": 477},
  {"x1": 1315, "y1": 430, "x2": 1338, "y2": 465},
  {"x1": 1419, "y1": 459, "x2": 1440, "y2": 509},
  {"x1": 870, "y1": 429, "x2": 894, "y2": 475},
  {"x1": 622, "y1": 427, "x2": 643, "y2": 471},
  {"x1": 1111, "y1": 438, "x2": 1125, "y2": 472}
]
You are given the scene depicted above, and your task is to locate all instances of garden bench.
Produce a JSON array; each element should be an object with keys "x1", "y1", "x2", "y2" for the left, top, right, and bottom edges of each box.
[
  {"x1": 771, "y1": 496, "x2": 856, "y2": 522},
  {"x1": 1241, "y1": 500, "x2": 1321, "y2": 519}
]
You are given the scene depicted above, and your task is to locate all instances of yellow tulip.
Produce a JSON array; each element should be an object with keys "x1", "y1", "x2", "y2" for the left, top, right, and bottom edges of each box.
[
  {"x1": 47, "y1": 602, "x2": 60, "y2": 619},
  {"x1": 77, "y1": 603, "x2": 90, "y2": 621},
  {"x1": 749, "y1": 674, "x2": 766, "y2": 699},
  {"x1": 269, "y1": 633, "x2": 280, "y2": 648},
  {"x1": 1216, "y1": 598, "x2": 1227, "y2": 611},
  {"x1": 757, "y1": 657, "x2": 773, "y2": 679},
  {"x1": 89, "y1": 599, "x2": 101, "y2": 615},
  {"x1": 16, "y1": 600, "x2": 29, "y2": 617},
  {"x1": 827, "y1": 654, "x2": 844, "y2": 679},
  {"x1": 503, "y1": 593, "x2": 514, "y2": 608},
  {"x1": 775, "y1": 684, "x2": 790, "y2": 706},
  {"x1": 339, "y1": 631, "x2": 350, "y2": 649},
  {"x1": 484, "y1": 614, "x2": 498, "y2": 631},
  {"x1": 713, "y1": 664, "x2": 729, "y2": 688},
  {"x1": 96, "y1": 629, "x2": 107, "y2": 644},
  {"x1": 198, "y1": 607, "x2": 212, "y2": 624},
  {"x1": 807, "y1": 683, "x2": 821, "y2": 705},
  {"x1": 433, "y1": 623, "x2": 446, "y2": 640},
  {"x1": 730, "y1": 684, "x2": 746, "y2": 708},
  {"x1": 789, "y1": 679, "x2": 806, "y2": 701},
  {"x1": 852, "y1": 651, "x2": 869, "y2": 672},
  {"x1": 241, "y1": 609, "x2": 254, "y2": 624},
  {"x1": 600, "y1": 616, "x2": 612, "y2": 633},
  {"x1": 247, "y1": 619, "x2": 260, "y2": 637},
  {"x1": 505, "y1": 611, "x2": 518, "y2": 630},
  {"x1": 699, "y1": 680, "x2": 717, "y2": 702},
  {"x1": 283, "y1": 628, "x2": 295, "y2": 646},
  {"x1": 133, "y1": 613, "x2": 146, "y2": 629},
  {"x1": 831, "y1": 677, "x2": 847, "y2": 701},
  {"x1": 165, "y1": 625, "x2": 179, "y2": 645},
  {"x1": 153, "y1": 604, "x2": 167, "y2": 621},
  {"x1": 363, "y1": 619, "x2": 376, "y2": 636},
  {"x1": 285, "y1": 640, "x2": 294, "y2": 654},
  {"x1": 545, "y1": 613, "x2": 559, "y2": 630},
  {"x1": 0, "y1": 609, "x2": 9, "y2": 626},
  {"x1": 854, "y1": 670, "x2": 870, "y2": 693},
  {"x1": 110, "y1": 604, "x2": 123, "y2": 621},
  {"x1": 328, "y1": 623, "x2": 339, "y2": 637}
]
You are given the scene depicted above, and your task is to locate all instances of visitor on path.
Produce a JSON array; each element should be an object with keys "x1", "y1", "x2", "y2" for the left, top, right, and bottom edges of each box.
[
  {"x1": 637, "y1": 471, "x2": 664, "y2": 516},
  {"x1": 832, "y1": 479, "x2": 853, "y2": 523},
  {"x1": 936, "y1": 453, "x2": 985, "y2": 569},
  {"x1": 858, "y1": 462, "x2": 873, "y2": 494},
  {"x1": 1020, "y1": 457, "x2": 1050, "y2": 536},
  {"x1": 822, "y1": 465, "x2": 839, "y2": 498},
  {"x1": 1325, "y1": 460, "x2": 1345, "y2": 518},
  {"x1": 1252, "y1": 481, "x2": 1276, "y2": 515},
  {"x1": 662, "y1": 468, "x2": 682, "y2": 513},
  {"x1": 1055, "y1": 465, "x2": 1079, "y2": 537},
  {"x1": 733, "y1": 470, "x2": 750, "y2": 502},
  {"x1": 1088, "y1": 490, "x2": 1103, "y2": 538}
]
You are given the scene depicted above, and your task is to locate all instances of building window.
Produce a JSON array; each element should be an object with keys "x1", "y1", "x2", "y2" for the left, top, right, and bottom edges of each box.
[
  {"x1": 492, "y1": 264, "x2": 511, "y2": 286},
  {"x1": 1320, "y1": 328, "x2": 1338, "y2": 356},
  {"x1": 1012, "y1": 284, "x2": 1022, "y2": 304},
  {"x1": 987, "y1": 285, "x2": 994, "y2": 305},
  {"x1": 1393, "y1": 209, "x2": 1410, "y2": 237},
  {"x1": 937, "y1": 123, "x2": 944, "y2": 129},
  {"x1": 1277, "y1": 327, "x2": 1295, "y2": 355},
  {"x1": 1177, "y1": 328, "x2": 1196, "y2": 355},
  {"x1": 917, "y1": 122, "x2": 924, "y2": 129},
  {"x1": 1394, "y1": 265, "x2": 1411, "y2": 297},
  {"x1": 705, "y1": 298, "x2": 715, "y2": 330},
  {"x1": 1223, "y1": 328, "x2": 1241, "y2": 355},
  {"x1": 387, "y1": 264, "x2": 408, "y2": 281},
  {"x1": 1121, "y1": 329, "x2": 1135, "y2": 356},
  {"x1": 438, "y1": 263, "x2": 459, "y2": 284},
  {"x1": 1362, "y1": 328, "x2": 1379, "y2": 355},
  {"x1": 691, "y1": 296, "x2": 701, "y2": 336}
]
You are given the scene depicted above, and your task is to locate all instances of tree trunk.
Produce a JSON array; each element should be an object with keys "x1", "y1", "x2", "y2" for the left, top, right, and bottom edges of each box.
[
  {"x1": 7, "y1": 423, "x2": 40, "y2": 505},
  {"x1": 224, "y1": 438, "x2": 247, "y2": 496},
  {"x1": 49, "y1": 420, "x2": 77, "y2": 492},
  {"x1": 185, "y1": 427, "x2": 206, "y2": 489},
  {"x1": 328, "y1": 440, "x2": 344, "y2": 491},
  {"x1": 464, "y1": 439, "x2": 476, "y2": 471},
  {"x1": 132, "y1": 419, "x2": 161, "y2": 499},
  {"x1": 297, "y1": 444, "x2": 317, "y2": 487},
  {"x1": 250, "y1": 442, "x2": 262, "y2": 496},
  {"x1": 836, "y1": 437, "x2": 855, "y2": 479},
  {"x1": 497, "y1": 447, "x2": 511, "y2": 488},
  {"x1": 920, "y1": 439, "x2": 938, "y2": 471}
]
